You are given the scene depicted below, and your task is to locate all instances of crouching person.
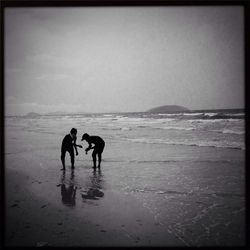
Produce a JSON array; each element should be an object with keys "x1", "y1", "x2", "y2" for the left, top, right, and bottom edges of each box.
[{"x1": 81, "y1": 133, "x2": 105, "y2": 169}]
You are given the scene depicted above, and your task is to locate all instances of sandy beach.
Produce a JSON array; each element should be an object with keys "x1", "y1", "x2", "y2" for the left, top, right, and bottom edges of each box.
[
  {"x1": 4, "y1": 114, "x2": 246, "y2": 247},
  {"x1": 5, "y1": 156, "x2": 184, "y2": 247},
  {"x1": 3, "y1": 5, "x2": 246, "y2": 248}
]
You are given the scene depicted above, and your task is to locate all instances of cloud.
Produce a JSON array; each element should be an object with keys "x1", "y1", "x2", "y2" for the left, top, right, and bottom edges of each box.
[
  {"x1": 27, "y1": 53, "x2": 76, "y2": 69},
  {"x1": 35, "y1": 73, "x2": 74, "y2": 81},
  {"x1": 6, "y1": 96, "x2": 19, "y2": 104},
  {"x1": 5, "y1": 68, "x2": 22, "y2": 74}
]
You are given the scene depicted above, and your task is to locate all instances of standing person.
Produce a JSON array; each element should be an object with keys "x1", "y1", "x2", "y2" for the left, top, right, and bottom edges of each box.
[
  {"x1": 61, "y1": 128, "x2": 82, "y2": 170},
  {"x1": 81, "y1": 133, "x2": 105, "y2": 169}
]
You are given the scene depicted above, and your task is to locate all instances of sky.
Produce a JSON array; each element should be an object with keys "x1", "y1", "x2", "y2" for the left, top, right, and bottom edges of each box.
[{"x1": 4, "y1": 6, "x2": 244, "y2": 115}]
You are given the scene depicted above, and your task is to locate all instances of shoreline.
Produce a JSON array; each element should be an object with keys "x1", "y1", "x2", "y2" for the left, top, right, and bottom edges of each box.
[{"x1": 4, "y1": 118, "x2": 245, "y2": 247}]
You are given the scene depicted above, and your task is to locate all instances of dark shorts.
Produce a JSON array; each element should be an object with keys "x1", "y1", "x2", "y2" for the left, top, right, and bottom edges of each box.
[
  {"x1": 61, "y1": 146, "x2": 74, "y2": 159},
  {"x1": 93, "y1": 142, "x2": 105, "y2": 154}
]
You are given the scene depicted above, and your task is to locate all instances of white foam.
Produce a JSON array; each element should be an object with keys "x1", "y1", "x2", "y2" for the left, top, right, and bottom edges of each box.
[
  {"x1": 188, "y1": 119, "x2": 226, "y2": 123},
  {"x1": 121, "y1": 127, "x2": 132, "y2": 131},
  {"x1": 159, "y1": 126, "x2": 195, "y2": 131},
  {"x1": 156, "y1": 190, "x2": 165, "y2": 194},
  {"x1": 204, "y1": 113, "x2": 218, "y2": 117},
  {"x1": 127, "y1": 137, "x2": 245, "y2": 150},
  {"x1": 183, "y1": 113, "x2": 204, "y2": 116},
  {"x1": 222, "y1": 129, "x2": 245, "y2": 135},
  {"x1": 225, "y1": 113, "x2": 245, "y2": 117},
  {"x1": 157, "y1": 113, "x2": 182, "y2": 116},
  {"x1": 116, "y1": 117, "x2": 146, "y2": 123}
]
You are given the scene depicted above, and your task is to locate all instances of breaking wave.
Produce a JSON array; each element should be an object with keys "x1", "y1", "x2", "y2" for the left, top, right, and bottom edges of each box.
[
  {"x1": 127, "y1": 138, "x2": 245, "y2": 150},
  {"x1": 150, "y1": 112, "x2": 245, "y2": 120},
  {"x1": 222, "y1": 129, "x2": 245, "y2": 135},
  {"x1": 154, "y1": 126, "x2": 195, "y2": 131}
]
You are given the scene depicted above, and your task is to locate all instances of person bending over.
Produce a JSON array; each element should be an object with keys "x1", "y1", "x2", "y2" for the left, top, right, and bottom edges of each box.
[
  {"x1": 61, "y1": 128, "x2": 82, "y2": 170},
  {"x1": 81, "y1": 133, "x2": 105, "y2": 169}
]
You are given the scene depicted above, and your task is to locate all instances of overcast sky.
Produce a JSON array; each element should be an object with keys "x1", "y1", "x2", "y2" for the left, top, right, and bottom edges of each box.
[{"x1": 5, "y1": 6, "x2": 244, "y2": 115}]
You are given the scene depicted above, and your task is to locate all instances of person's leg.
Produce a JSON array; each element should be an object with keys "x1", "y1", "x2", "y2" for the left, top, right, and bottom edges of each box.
[
  {"x1": 92, "y1": 149, "x2": 97, "y2": 168},
  {"x1": 97, "y1": 152, "x2": 102, "y2": 168},
  {"x1": 97, "y1": 143, "x2": 104, "y2": 168},
  {"x1": 69, "y1": 148, "x2": 75, "y2": 169},
  {"x1": 61, "y1": 149, "x2": 66, "y2": 170}
]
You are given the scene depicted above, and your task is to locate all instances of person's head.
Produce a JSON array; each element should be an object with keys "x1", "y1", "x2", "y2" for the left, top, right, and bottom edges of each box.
[
  {"x1": 70, "y1": 128, "x2": 77, "y2": 139},
  {"x1": 81, "y1": 133, "x2": 89, "y2": 141}
]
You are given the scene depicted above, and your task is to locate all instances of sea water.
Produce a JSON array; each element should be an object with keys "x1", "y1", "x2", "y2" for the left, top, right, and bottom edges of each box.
[
  {"x1": 6, "y1": 110, "x2": 245, "y2": 149},
  {"x1": 6, "y1": 110, "x2": 244, "y2": 152},
  {"x1": 5, "y1": 110, "x2": 245, "y2": 246}
]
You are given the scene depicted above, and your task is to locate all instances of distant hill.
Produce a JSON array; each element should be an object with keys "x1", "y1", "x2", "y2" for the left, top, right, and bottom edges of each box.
[{"x1": 147, "y1": 105, "x2": 189, "y2": 113}]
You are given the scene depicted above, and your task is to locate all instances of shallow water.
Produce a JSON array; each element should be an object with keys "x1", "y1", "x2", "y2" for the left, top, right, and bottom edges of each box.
[
  {"x1": 6, "y1": 110, "x2": 245, "y2": 150},
  {"x1": 4, "y1": 111, "x2": 246, "y2": 246}
]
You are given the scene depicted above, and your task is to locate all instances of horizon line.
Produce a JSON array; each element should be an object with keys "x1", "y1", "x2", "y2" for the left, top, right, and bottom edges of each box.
[{"x1": 4, "y1": 107, "x2": 245, "y2": 117}]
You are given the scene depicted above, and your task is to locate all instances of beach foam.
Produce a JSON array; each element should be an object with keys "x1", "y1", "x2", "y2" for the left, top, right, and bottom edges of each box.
[
  {"x1": 4, "y1": 111, "x2": 245, "y2": 247},
  {"x1": 126, "y1": 137, "x2": 245, "y2": 150}
]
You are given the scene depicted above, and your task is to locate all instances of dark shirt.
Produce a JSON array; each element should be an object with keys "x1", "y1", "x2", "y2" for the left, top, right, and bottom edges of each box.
[
  {"x1": 86, "y1": 136, "x2": 105, "y2": 150},
  {"x1": 62, "y1": 134, "x2": 76, "y2": 150}
]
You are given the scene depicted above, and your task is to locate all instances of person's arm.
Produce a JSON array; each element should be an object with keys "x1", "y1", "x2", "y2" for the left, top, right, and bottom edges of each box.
[
  {"x1": 85, "y1": 142, "x2": 94, "y2": 154},
  {"x1": 73, "y1": 138, "x2": 78, "y2": 155}
]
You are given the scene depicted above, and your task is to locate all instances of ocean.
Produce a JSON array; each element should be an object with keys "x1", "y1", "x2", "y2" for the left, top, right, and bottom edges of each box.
[
  {"x1": 4, "y1": 110, "x2": 246, "y2": 246},
  {"x1": 6, "y1": 109, "x2": 245, "y2": 151}
]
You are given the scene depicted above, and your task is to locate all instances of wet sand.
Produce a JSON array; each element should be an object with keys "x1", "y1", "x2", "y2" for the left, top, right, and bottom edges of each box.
[
  {"x1": 4, "y1": 120, "x2": 246, "y2": 247},
  {"x1": 5, "y1": 166, "x2": 183, "y2": 247}
]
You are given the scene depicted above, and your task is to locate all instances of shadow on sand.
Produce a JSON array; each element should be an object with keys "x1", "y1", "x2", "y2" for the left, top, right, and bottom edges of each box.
[
  {"x1": 59, "y1": 170, "x2": 77, "y2": 207},
  {"x1": 57, "y1": 169, "x2": 104, "y2": 206},
  {"x1": 81, "y1": 169, "x2": 104, "y2": 200}
]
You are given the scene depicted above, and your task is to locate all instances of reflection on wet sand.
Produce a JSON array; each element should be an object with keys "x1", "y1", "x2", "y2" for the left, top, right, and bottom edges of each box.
[
  {"x1": 60, "y1": 170, "x2": 77, "y2": 207},
  {"x1": 81, "y1": 169, "x2": 104, "y2": 200}
]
